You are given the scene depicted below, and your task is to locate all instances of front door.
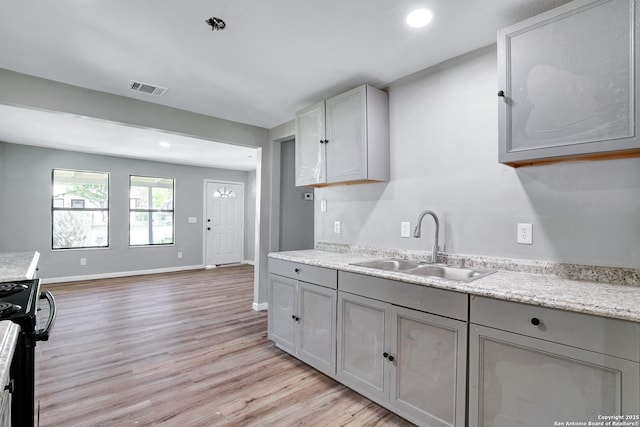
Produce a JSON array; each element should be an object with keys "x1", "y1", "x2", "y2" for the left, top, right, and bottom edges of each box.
[{"x1": 205, "y1": 181, "x2": 244, "y2": 266}]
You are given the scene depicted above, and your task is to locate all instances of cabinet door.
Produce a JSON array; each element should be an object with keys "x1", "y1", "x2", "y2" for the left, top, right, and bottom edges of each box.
[
  {"x1": 469, "y1": 324, "x2": 640, "y2": 427},
  {"x1": 267, "y1": 274, "x2": 297, "y2": 354},
  {"x1": 337, "y1": 292, "x2": 390, "y2": 402},
  {"x1": 389, "y1": 307, "x2": 467, "y2": 427},
  {"x1": 325, "y1": 86, "x2": 367, "y2": 183},
  {"x1": 297, "y1": 282, "x2": 337, "y2": 376},
  {"x1": 498, "y1": 0, "x2": 640, "y2": 165},
  {"x1": 295, "y1": 100, "x2": 326, "y2": 186}
]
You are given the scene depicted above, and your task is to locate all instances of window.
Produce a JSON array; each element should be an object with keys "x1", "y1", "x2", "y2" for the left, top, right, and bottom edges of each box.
[
  {"x1": 52, "y1": 169, "x2": 109, "y2": 249},
  {"x1": 213, "y1": 186, "x2": 237, "y2": 198},
  {"x1": 129, "y1": 176, "x2": 175, "y2": 246}
]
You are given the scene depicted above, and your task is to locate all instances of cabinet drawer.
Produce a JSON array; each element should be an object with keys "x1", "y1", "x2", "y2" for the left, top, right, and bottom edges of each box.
[
  {"x1": 339, "y1": 271, "x2": 468, "y2": 321},
  {"x1": 470, "y1": 296, "x2": 640, "y2": 362},
  {"x1": 268, "y1": 258, "x2": 337, "y2": 289}
]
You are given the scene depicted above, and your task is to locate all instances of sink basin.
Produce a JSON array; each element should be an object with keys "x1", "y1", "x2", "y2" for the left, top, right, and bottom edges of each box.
[
  {"x1": 351, "y1": 259, "x2": 419, "y2": 271},
  {"x1": 351, "y1": 258, "x2": 494, "y2": 282},
  {"x1": 404, "y1": 264, "x2": 494, "y2": 282}
]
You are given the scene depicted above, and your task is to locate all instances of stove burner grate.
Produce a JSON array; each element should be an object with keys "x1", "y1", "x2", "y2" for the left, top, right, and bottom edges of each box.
[
  {"x1": 0, "y1": 282, "x2": 28, "y2": 297},
  {"x1": 0, "y1": 301, "x2": 21, "y2": 318}
]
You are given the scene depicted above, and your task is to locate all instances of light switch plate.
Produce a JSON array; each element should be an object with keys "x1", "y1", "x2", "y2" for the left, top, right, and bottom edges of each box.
[
  {"x1": 517, "y1": 223, "x2": 533, "y2": 244},
  {"x1": 400, "y1": 221, "x2": 411, "y2": 238},
  {"x1": 188, "y1": 217, "x2": 197, "y2": 224},
  {"x1": 320, "y1": 199, "x2": 327, "y2": 212}
]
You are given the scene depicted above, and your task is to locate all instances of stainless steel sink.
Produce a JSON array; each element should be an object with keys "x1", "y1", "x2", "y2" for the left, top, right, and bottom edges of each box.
[
  {"x1": 351, "y1": 258, "x2": 494, "y2": 282},
  {"x1": 351, "y1": 258, "x2": 419, "y2": 271},
  {"x1": 403, "y1": 264, "x2": 494, "y2": 282}
]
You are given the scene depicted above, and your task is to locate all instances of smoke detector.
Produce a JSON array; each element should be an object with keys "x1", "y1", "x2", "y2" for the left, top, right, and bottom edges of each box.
[
  {"x1": 205, "y1": 17, "x2": 226, "y2": 31},
  {"x1": 129, "y1": 80, "x2": 168, "y2": 96}
]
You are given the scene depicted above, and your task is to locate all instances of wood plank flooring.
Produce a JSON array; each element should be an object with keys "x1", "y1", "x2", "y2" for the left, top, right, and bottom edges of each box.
[{"x1": 36, "y1": 266, "x2": 414, "y2": 427}]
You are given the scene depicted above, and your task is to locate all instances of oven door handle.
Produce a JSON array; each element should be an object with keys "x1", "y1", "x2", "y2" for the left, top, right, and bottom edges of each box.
[{"x1": 35, "y1": 290, "x2": 56, "y2": 342}]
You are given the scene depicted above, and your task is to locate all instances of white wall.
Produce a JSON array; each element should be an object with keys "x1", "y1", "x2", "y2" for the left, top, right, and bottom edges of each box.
[
  {"x1": 0, "y1": 143, "x2": 253, "y2": 279},
  {"x1": 315, "y1": 46, "x2": 640, "y2": 269}
]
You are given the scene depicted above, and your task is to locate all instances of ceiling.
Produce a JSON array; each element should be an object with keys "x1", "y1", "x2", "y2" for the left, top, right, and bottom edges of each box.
[{"x1": 0, "y1": 0, "x2": 571, "y2": 169}]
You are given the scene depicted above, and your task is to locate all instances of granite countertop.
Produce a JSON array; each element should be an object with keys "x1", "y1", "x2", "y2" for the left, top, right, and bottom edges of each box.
[
  {"x1": 0, "y1": 251, "x2": 40, "y2": 282},
  {"x1": 269, "y1": 249, "x2": 640, "y2": 323},
  {"x1": 0, "y1": 321, "x2": 20, "y2": 389}
]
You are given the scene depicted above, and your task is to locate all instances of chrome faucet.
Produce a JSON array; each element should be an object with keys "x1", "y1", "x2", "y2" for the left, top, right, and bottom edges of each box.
[{"x1": 413, "y1": 210, "x2": 439, "y2": 263}]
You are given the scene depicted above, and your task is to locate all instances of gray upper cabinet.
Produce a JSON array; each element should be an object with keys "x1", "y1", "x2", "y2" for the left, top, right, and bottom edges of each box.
[
  {"x1": 295, "y1": 84, "x2": 389, "y2": 187},
  {"x1": 498, "y1": 0, "x2": 640, "y2": 166}
]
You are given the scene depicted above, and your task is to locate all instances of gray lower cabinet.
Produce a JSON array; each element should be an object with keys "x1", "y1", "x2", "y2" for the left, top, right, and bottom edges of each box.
[
  {"x1": 337, "y1": 272, "x2": 468, "y2": 427},
  {"x1": 469, "y1": 296, "x2": 640, "y2": 426},
  {"x1": 268, "y1": 259, "x2": 338, "y2": 377}
]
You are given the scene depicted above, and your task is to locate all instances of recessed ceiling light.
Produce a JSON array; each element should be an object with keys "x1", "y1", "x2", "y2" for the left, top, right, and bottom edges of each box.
[
  {"x1": 406, "y1": 8, "x2": 433, "y2": 28},
  {"x1": 158, "y1": 141, "x2": 171, "y2": 148}
]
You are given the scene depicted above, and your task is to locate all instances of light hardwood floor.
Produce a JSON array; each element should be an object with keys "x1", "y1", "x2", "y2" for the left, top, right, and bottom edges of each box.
[{"x1": 36, "y1": 266, "x2": 414, "y2": 427}]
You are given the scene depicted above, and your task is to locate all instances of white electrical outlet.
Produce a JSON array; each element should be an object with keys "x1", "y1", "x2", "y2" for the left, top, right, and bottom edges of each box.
[
  {"x1": 178, "y1": 252, "x2": 183, "y2": 259},
  {"x1": 320, "y1": 199, "x2": 327, "y2": 212},
  {"x1": 400, "y1": 221, "x2": 411, "y2": 238},
  {"x1": 517, "y1": 223, "x2": 533, "y2": 245},
  {"x1": 80, "y1": 257, "x2": 87, "y2": 266},
  {"x1": 188, "y1": 217, "x2": 197, "y2": 224},
  {"x1": 334, "y1": 221, "x2": 341, "y2": 234}
]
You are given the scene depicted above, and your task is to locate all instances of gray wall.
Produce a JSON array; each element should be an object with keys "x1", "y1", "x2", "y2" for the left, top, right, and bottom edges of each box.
[
  {"x1": 279, "y1": 140, "x2": 314, "y2": 251},
  {"x1": 0, "y1": 142, "x2": 253, "y2": 279},
  {"x1": 245, "y1": 169, "x2": 257, "y2": 262},
  {"x1": 316, "y1": 46, "x2": 640, "y2": 269},
  {"x1": 0, "y1": 68, "x2": 273, "y2": 306}
]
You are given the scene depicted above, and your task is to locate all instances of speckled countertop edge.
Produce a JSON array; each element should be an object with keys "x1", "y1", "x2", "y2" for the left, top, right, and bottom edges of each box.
[
  {"x1": 269, "y1": 249, "x2": 640, "y2": 323},
  {"x1": 0, "y1": 251, "x2": 40, "y2": 282},
  {"x1": 0, "y1": 321, "x2": 20, "y2": 389}
]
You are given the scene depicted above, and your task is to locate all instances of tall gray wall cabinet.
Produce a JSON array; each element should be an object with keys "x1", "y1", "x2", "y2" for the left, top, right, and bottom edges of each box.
[
  {"x1": 295, "y1": 84, "x2": 389, "y2": 186},
  {"x1": 498, "y1": 0, "x2": 640, "y2": 166}
]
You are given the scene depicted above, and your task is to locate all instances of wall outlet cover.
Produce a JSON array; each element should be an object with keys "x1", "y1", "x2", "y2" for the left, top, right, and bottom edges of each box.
[
  {"x1": 320, "y1": 199, "x2": 327, "y2": 212},
  {"x1": 400, "y1": 221, "x2": 411, "y2": 238},
  {"x1": 517, "y1": 223, "x2": 533, "y2": 245},
  {"x1": 334, "y1": 221, "x2": 341, "y2": 234},
  {"x1": 188, "y1": 217, "x2": 197, "y2": 223}
]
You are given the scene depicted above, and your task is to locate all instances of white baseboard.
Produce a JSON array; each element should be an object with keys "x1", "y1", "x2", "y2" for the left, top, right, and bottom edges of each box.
[
  {"x1": 42, "y1": 264, "x2": 205, "y2": 284},
  {"x1": 252, "y1": 302, "x2": 268, "y2": 311},
  {"x1": 205, "y1": 260, "x2": 254, "y2": 269},
  {"x1": 243, "y1": 259, "x2": 255, "y2": 265}
]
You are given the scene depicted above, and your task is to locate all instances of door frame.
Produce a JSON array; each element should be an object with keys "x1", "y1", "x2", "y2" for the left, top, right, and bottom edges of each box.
[{"x1": 202, "y1": 179, "x2": 245, "y2": 267}]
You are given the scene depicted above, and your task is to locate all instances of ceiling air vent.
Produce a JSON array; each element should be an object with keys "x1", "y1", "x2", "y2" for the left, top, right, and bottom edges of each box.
[{"x1": 129, "y1": 80, "x2": 168, "y2": 96}]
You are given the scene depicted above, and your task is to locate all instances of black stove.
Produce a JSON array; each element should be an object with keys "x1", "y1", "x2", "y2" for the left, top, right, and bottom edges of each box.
[{"x1": 0, "y1": 278, "x2": 56, "y2": 427}]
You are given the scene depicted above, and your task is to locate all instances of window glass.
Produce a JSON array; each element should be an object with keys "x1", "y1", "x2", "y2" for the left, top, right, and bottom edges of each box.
[
  {"x1": 129, "y1": 176, "x2": 175, "y2": 246},
  {"x1": 213, "y1": 186, "x2": 237, "y2": 198},
  {"x1": 52, "y1": 169, "x2": 109, "y2": 249}
]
